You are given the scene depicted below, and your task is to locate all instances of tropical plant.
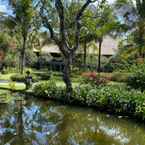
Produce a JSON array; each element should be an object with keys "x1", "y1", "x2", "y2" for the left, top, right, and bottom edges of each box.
[
  {"x1": 83, "y1": 1, "x2": 119, "y2": 72},
  {"x1": 5, "y1": 0, "x2": 35, "y2": 74},
  {"x1": 38, "y1": 0, "x2": 106, "y2": 98}
]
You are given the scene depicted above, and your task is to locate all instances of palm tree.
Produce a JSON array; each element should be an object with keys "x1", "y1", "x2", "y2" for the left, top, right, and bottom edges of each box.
[{"x1": 83, "y1": 1, "x2": 118, "y2": 72}]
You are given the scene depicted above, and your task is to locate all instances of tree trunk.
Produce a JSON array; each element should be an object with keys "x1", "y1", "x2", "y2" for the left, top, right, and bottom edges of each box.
[
  {"x1": 83, "y1": 41, "x2": 87, "y2": 68},
  {"x1": 20, "y1": 35, "x2": 27, "y2": 74},
  {"x1": 63, "y1": 56, "x2": 73, "y2": 100},
  {"x1": 97, "y1": 39, "x2": 103, "y2": 73}
]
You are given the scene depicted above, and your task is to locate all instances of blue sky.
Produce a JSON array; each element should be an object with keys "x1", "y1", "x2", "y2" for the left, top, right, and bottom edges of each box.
[
  {"x1": 0, "y1": 0, "x2": 115, "y2": 14},
  {"x1": 0, "y1": 0, "x2": 12, "y2": 15}
]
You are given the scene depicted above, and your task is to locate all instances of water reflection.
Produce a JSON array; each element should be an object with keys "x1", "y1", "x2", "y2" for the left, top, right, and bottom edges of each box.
[{"x1": 0, "y1": 98, "x2": 145, "y2": 145}]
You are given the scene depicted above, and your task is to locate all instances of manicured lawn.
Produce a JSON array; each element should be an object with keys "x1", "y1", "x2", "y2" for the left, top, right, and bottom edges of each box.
[
  {"x1": 0, "y1": 73, "x2": 16, "y2": 80},
  {"x1": 55, "y1": 81, "x2": 79, "y2": 88},
  {"x1": 0, "y1": 82, "x2": 26, "y2": 91}
]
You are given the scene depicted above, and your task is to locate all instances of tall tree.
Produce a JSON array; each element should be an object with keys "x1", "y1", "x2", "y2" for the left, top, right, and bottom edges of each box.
[
  {"x1": 83, "y1": 1, "x2": 118, "y2": 72},
  {"x1": 38, "y1": 0, "x2": 104, "y2": 98},
  {"x1": 6, "y1": 0, "x2": 34, "y2": 74}
]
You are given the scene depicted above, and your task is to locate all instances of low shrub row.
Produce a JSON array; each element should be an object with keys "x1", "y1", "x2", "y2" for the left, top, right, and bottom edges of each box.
[
  {"x1": 10, "y1": 74, "x2": 25, "y2": 82},
  {"x1": 81, "y1": 72, "x2": 130, "y2": 84},
  {"x1": 10, "y1": 73, "x2": 37, "y2": 82},
  {"x1": 127, "y1": 66, "x2": 145, "y2": 91},
  {"x1": 32, "y1": 81, "x2": 145, "y2": 121}
]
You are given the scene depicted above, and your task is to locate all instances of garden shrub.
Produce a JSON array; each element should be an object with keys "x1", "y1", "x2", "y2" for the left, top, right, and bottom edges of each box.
[
  {"x1": 81, "y1": 72, "x2": 108, "y2": 86},
  {"x1": 32, "y1": 80, "x2": 145, "y2": 121},
  {"x1": 11, "y1": 72, "x2": 37, "y2": 82},
  {"x1": 104, "y1": 57, "x2": 132, "y2": 72},
  {"x1": 127, "y1": 67, "x2": 145, "y2": 91},
  {"x1": 111, "y1": 72, "x2": 130, "y2": 82},
  {"x1": 32, "y1": 80, "x2": 65, "y2": 99},
  {"x1": 135, "y1": 100, "x2": 145, "y2": 120},
  {"x1": 10, "y1": 74, "x2": 25, "y2": 82},
  {"x1": 38, "y1": 73, "x2": 51, "y2": 80},
  {"x1": 73, "y1": 84, "x2": 93, "y2": 103}
]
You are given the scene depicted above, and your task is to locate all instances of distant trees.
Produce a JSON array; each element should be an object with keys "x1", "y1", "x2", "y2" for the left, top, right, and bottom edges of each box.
[
  {"x1": 6, "y1": 0, "x2": 34, "y2": 74},
  {"x1": 115, "y1": 0, "x2": 145, "y2": 58}
]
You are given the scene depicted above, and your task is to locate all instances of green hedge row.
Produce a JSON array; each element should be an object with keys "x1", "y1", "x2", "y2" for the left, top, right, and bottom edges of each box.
[{"x1": 32, "y1": 81, "x2": 145, "y2": 121}]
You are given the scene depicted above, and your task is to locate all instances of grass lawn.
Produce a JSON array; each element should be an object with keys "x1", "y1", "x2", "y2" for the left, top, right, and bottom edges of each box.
[
  {"x1": 0, "y1": 82, "x2": 26, "y2": 91},
  {"x1": 55, "y1": 81, "x2": 79, "y2": 88},
  {"x1": 0, "y1": 73, "x2": 16, "y2": 80}
]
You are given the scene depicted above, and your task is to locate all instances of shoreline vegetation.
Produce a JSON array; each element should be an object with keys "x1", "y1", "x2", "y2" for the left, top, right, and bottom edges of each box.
[
  {"x1": 1, "y1": 69, "x2": 145, "y2": 123},
  {"x1": 31, "y1": 80, "x2": 145, "y2": 123}
]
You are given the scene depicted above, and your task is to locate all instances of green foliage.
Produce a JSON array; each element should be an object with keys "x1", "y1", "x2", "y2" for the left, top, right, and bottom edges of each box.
[
  {"x1": 116, "y1": 62, "x2": 145, "y2": 73},
  {"x1": 10, "y1": 74, "x2": 25, "y2": 82},
  {"x1": 32, "y1": 81, "x2": 145, "y2": 120},
  {"x1": 127, "y1": 67, "x2": 145, "y2": 91},
  {"x1": 104, "y1": 57, "x2": 133, "y2": 72},
  {"x1": 36, "y1": 72, "x2": 51, "y2": 80},
  {"x1": 15, "y1": 0, "x2": 34, "y2": 33},
  {"x1": 32, "y1": 80, "x2": 65, "y2": 99},
  {"x1": 25, "y1": 49, "x2": 38, "y2": 67},
  {"x1": 0, "y1": 33, "x2": 10, "y2": 52},
  {"x1": 111, "y1": 72, "x2": 130, "y2": 82}
]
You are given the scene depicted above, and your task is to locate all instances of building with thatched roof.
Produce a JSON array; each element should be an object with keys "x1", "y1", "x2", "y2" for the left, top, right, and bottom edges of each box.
[{"x1": 37, "y1": 36, "x2": 119, "y2": 57}]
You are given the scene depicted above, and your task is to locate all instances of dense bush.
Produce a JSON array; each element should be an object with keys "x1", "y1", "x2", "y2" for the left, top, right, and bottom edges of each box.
[
  {"x1": 10, "y1": 72, "x2": 37, "y2": 82},
  {"x1": 111, "y1": 72, "x2": 130, "y2": 82},
  {"x1": 32, "y1": 80, "x2": 145, "y2": 121},
  {"x1": 32, "y1": 80, "x2": 65, "y2": 99},
  {"x1": 127, "y1": 67, "x2": 145, "y2": 91},
  {"x1": 104, "y1": 57, "x2": 132, "y2": 72},
  {"x1": 34, "y1": 72, "x2": 51, "y2": 80},
  {"x1": 10, "y1": 74, "x2": 25, "y2": 82}
]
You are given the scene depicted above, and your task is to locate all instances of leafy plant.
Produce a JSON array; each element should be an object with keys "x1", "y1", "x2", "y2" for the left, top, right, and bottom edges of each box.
[
  {"x1": 10, "y1": 74, "x2": 25, "y2": 82},
  {"x1": 127, "y1": 67, "x2": 145, "y2": 91}
]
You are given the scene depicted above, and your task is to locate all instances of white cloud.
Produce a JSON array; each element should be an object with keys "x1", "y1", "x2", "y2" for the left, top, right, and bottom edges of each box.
[
  {"x1": 0, "y1": 5, "x2": 7, "y2": 13},
  {"x1": 108, "y1": 0, "x2": 115, "y2": 3},
  {"x1": 0, "y1": 2, "x2": 13, "y2": 15}
]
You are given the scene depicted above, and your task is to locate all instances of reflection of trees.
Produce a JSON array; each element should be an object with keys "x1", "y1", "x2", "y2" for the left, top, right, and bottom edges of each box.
[
  {"x1": 0, "y1": 100, "x2": 24, "y2": 145},
  {"x1": 1, "y1": 100, "x2": 145, "y2": 145},
  {"x1": 53, "y1": 110, "x2": 121, "y2": 145},
  {"x1": 15, "y1": 100, "x2": 24, "y2": 145}
]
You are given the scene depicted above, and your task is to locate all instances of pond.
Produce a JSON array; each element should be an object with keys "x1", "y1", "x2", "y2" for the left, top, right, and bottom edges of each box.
[{"x1": 0, "y1": 94, "x2": 145, "y2": 145}]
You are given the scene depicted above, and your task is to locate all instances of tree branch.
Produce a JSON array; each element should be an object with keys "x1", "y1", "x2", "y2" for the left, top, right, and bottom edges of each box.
[
  {"x1": 55, "y1": 0, "x2": 69, "y2": 56},
  {"x1": 73, "y1": 0, "x2": 98, "y2": 52}
]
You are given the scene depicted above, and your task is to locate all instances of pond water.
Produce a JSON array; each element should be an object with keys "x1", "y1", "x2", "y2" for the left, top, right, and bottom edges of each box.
[{"x1": 0, "y1": 95, "x2": 145, "y2": 145}]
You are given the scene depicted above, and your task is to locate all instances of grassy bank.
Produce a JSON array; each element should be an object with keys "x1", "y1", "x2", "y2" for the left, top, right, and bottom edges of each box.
[
  {"x1": 0, "y1": 82, "x2": 26, "y2": 91},
  {"x1": 31, "y1": 80, "x2": 145, "y2": 122}
]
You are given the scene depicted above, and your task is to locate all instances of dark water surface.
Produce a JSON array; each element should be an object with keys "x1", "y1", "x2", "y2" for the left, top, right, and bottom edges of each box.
[{"x1": 0, "y1": 96, "x2": 145, "y2": 145}]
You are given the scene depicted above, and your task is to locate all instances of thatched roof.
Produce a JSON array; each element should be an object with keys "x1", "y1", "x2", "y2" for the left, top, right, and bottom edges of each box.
[
  {"x1": 38, "y1": 36, "x2": 118, "y2": 56},
  {"x1": 41, "y1": 44, "x2": 60, "y2": 54}
]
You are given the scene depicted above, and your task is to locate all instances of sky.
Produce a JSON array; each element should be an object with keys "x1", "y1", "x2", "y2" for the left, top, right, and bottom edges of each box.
[
  {"x1": 0, "y1": 0, "x2": 12, "y2": 15},
  {"x1": 0, "y1": 0, "x2": 116, "y2": 14}
]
